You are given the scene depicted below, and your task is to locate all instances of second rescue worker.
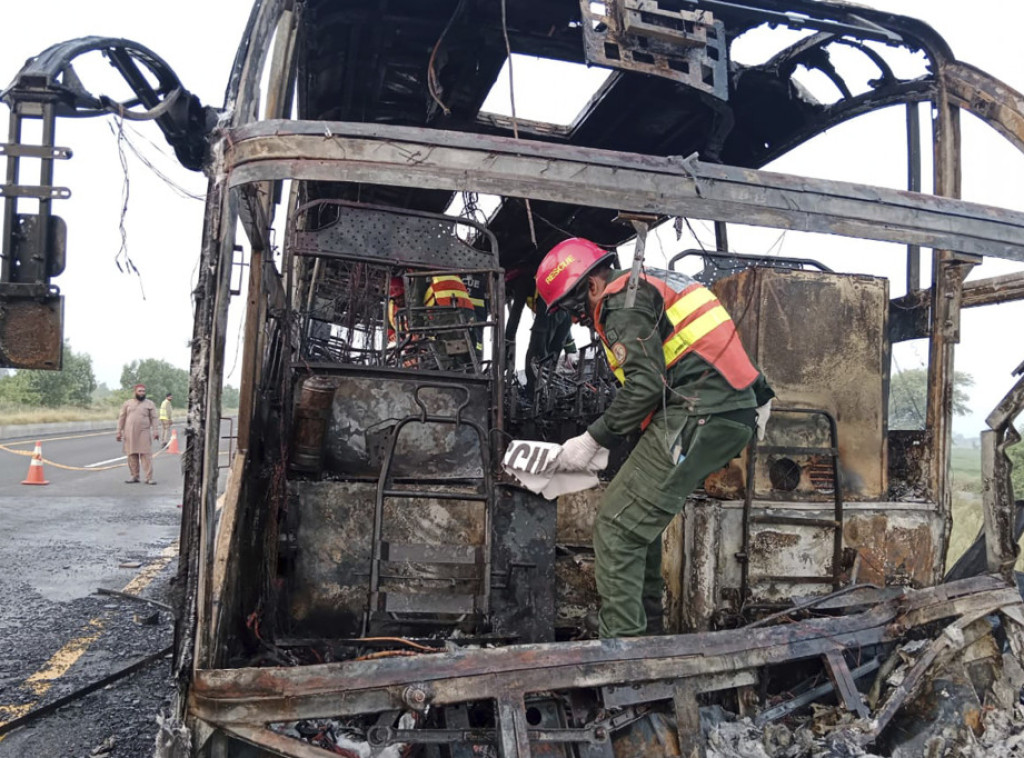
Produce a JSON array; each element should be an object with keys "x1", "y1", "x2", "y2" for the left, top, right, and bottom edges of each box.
[{"x1": 535, "y1": 237, "x2": 773, "y2": 638}]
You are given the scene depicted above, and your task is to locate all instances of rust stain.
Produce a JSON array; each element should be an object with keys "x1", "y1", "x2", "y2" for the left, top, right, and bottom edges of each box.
[
  {"x1": 885, "y1": 524, "x2": 934, "y2": 587},
  {"x1": 704, "y1": 460, "x2": 745, "y2": 499},
  {"x1": 844, "y1": 515, "x2": 935, "y2": 587},
  {"x1": 751, "y1": 530, "x2": 801, "y2": 553}
]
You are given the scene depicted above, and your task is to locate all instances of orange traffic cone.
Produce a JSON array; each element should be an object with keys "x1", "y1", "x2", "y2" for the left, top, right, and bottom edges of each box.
[
  {"x1": 21, "y1": 441, "x2": 49, "y2": 485},
  {"x1": 167, "y1": 428, "x2": 181, "y2": 454}
]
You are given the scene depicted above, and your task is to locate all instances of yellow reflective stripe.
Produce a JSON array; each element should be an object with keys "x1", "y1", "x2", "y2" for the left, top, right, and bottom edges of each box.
[
  {"x1": 602, "y1": 343, "x2": 626, "y2": 384},
  {"x1": 664, "y1": 286, "x2": 717, "y2": 325},
  {"x1": 429, "y1": 288, "x2": 471, "y2": 300},
  {"x1": 663, "y1": 305, "x2": 732, "y2": 364},
  {"x1": 469, "y1": 297, "x2": 485, "y2": 307}
]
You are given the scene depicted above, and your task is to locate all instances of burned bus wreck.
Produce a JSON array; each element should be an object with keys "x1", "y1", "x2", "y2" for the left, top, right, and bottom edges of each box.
[{"x1": 4, "y1": 0, "x2": 1024, "y2": 756}]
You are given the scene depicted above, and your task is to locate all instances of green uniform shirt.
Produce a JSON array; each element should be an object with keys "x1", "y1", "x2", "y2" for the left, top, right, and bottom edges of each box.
[{"x1": 587, "y1": 272, "x2": 763, "y2": 448}]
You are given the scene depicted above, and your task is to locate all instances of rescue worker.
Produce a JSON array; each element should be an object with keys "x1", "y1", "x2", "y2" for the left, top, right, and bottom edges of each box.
[
  {"x1": 422, "y1": 273, "x2": 482, "y2": 368},
  {"x1": 505, "y1": 267, "x2": 578, "y2": 396},
  {"x1": 423, "y1": 274, "x2": 475, "y2": 312},
  {"x1": 386, "y1": 276, "x2": 407, "y2": 346},
  {"x1": 159, "y1": 392, "x2": 173, "y2": 443},
  {"x1": 535, "y1": 237, "x2": 773, "y2": 638}
]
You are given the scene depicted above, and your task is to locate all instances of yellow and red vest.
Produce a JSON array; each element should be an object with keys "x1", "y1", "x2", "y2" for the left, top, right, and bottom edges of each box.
[
  {"x1": 595, "y1": 273, "x2": 758, "y2": 390},
  {"x1": 424, "y1": 275, "x2": 475, "y2": 310}
]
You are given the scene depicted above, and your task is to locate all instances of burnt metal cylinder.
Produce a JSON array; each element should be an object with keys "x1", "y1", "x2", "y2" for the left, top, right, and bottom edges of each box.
[{"x1": 290, "y1": 375, "x2": 336, "y2": 474}]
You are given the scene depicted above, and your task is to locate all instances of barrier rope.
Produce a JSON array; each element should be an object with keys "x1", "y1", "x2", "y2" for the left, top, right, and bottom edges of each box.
[{"x1": 0, "y1": 442, "x2": 171, "y2": 472}]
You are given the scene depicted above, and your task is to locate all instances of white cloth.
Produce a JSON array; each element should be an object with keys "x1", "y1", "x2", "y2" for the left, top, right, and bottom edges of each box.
[{"x1": 502, "y1": 439, "x2": 609, "y2": 499}]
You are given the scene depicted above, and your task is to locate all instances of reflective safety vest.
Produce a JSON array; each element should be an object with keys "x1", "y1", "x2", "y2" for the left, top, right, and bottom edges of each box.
[
  {"x1": 387, "y1": 299, "x2": 402, "y2": 342},
  {"x1": 424, "y1": 275, "x2": 475, "y2": 310},
  {"x1": 595, "y1": 273, "x2": 758, "y2": 391}
]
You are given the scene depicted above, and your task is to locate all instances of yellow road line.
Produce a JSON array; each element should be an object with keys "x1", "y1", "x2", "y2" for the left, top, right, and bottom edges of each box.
[
  {"x1": 122, "y1": 542, "x2": 179, "y2": 595},
  {"x1": 0, "y1": 540, "x2": 179, "y2": 736},
  {"x1": 23, "y1": 618, "x2": 106, "y2": 697}
]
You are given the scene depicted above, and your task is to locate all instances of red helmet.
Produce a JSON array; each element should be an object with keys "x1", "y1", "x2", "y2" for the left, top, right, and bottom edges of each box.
[
  {"x1": 535, "y1": 238, "x2": 616, "y2": 312},
  {"x1": 389, "y1": 276, "x2": 405, "y2": 298}
]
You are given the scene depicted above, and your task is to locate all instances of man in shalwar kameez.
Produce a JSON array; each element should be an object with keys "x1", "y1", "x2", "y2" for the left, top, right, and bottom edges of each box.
[{"x1": 117, "y1": 383, "x2": 160, "y2": 484}]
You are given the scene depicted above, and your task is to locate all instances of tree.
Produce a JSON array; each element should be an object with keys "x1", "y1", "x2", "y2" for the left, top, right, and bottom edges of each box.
[
  {"x1": 221, "y1": 384, "x2": 240, "y2": 409},
  {"x1": 0, "y1": 341, "x2": 96, "y2": 407},
  {"x1": 889, "y1": 368, "x2": 974, "y2": 430},
  {"x1": 120, "y1": 358, "x2": 189, "y2": 404}
]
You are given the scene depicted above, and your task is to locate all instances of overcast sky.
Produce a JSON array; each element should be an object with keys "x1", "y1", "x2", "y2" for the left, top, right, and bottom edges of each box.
[{"x1": 1, "y1": 1, "x2": 1021, "y2": 436}]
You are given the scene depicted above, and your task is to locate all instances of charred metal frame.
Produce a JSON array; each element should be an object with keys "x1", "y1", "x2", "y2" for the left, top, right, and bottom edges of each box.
[
  {"x1": 223, "y1": 120, "x2": 1024, "y2": 263},
  {"x1": 180, "y1": 0, "x2": 1024, "y2": 753},
  {"x1": 981, "y1": 365, "x2": 1024, "y2": 580},
  {"x1": 190, "y1": 576, "x2": 1024, "y2": 757},
  {"x1": 9, "y1": 0, "x2": 1024, "y2": 755}
]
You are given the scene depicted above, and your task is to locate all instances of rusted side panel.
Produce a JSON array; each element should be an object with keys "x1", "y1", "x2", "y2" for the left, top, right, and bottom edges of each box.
[
  {"x1": 715, "y1": 268, "x2": 889, "y2": 501},
  {"x1": 662, "y1": 502, "x2": 685, "y2": 633},
  {"x1": 676, "y1": 501, "x2": 943, "y2": 628},
  {"x1": 844, "y1": 516, "x2": 937, "y2": 588},
  {"x1": 556, "y1": 488, "x2": 603, "y2": 631},
  {"x1": 680, "y1": 501, "x2": 719, "y2": 633},
  {"x1": 281, "y1": 481, "x2": 486, "y2": 637},
  {"x1": 557, "y1": 487, "x2": 603, "y2": 545}
]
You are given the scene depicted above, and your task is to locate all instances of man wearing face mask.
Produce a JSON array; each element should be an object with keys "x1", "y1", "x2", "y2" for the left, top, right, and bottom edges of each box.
[
  {"x1": 116, "y1": 383, "x2": 160, "y2": 485},
  {"x1": 534, "y1": 237, "x2": 773, "y2": 638}
]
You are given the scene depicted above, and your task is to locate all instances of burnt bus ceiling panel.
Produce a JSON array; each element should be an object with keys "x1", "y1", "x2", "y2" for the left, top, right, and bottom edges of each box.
[{"x1": 296, "y1": 0, "x2": 944, "y2": 260}]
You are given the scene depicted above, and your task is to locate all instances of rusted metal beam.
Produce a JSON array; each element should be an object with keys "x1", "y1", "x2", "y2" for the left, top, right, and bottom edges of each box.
[
  {"x1": 908, "y1": 272, "x2": 1024, "y2": 309},
  {"x1": 981, "y1": 370, "x2": 1024, "y2": 579},
  {"x1": 191, "y1": 577, "x2": 1017, "y2": 726},
  {"x1": 858, "y1": 610, "x2": 993, "y2": 745},
  {"x1": 926, "y1": 81, "x2": 965, "y2": 566},
  {"x1": 944, "y1": 60, "x2": 1024, "y2": 156},
  {"x1": 222, "y1": 120, "x2": 1024, "y2": 262},
  {"x1": 965, "y1": 271, "x2": 1024, "y2": 306}
]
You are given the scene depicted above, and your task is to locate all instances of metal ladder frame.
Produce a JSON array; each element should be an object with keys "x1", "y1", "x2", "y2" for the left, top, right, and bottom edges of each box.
[
  {"x1": 363, "y1": 383, "x2": 494, "y2": 636},
  {"x1": 738, "y1": 407, "x2": 845, "y2": 607}
]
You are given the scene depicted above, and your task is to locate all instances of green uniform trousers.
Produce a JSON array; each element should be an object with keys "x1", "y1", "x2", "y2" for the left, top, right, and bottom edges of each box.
[{"x1": 593, "y1": 408, "x2": 753, "y2": 638}]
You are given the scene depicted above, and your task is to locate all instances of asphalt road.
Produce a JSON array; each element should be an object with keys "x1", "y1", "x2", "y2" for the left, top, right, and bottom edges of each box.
[
  {"x1": 0, "y1": 428, "x2": 185, "y2": 497},
  {"x1": 0, "y1": 422, "x2": 234, "y2": 757}
]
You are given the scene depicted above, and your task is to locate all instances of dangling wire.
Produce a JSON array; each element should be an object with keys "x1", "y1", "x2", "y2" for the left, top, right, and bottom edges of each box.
[
  {"x1": 500, "y1": 0, "x2": 538, "y2": 248},
  {"x1": 120, "y1": 122, "x2": 205, "y2": 201},
  {"x1": 110, "y1": 112, "x2": 146, "y2": 301},
  {"x1": 427, "y1": 0, "x2": 468, "y2": 117}
]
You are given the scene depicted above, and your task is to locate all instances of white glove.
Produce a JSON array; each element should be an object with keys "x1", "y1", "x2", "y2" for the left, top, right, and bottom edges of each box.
[
  {"x1": 552, "y1": 431, "x2": 606, "y2": 472},
  {"x1": 557, "y1": 353, "x2": 578, "y2": 373},
  {"x1": 755, "y1": 399, "x2": 772, "y2": 441}
]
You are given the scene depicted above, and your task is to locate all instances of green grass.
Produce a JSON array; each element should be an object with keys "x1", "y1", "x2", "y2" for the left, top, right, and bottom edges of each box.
[
  {"x1": 947, "y1": 445, "x2": 983, "y2": 569},
  {"x1": 0, "y1": 403, "x2": 239, "y2": 426},
  {"x1": 0, "y1": 403, "x2": 118, "y2": 425},
  {"x1": 946, "y1": 444, "x2": 1024, "y2": 571}
]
